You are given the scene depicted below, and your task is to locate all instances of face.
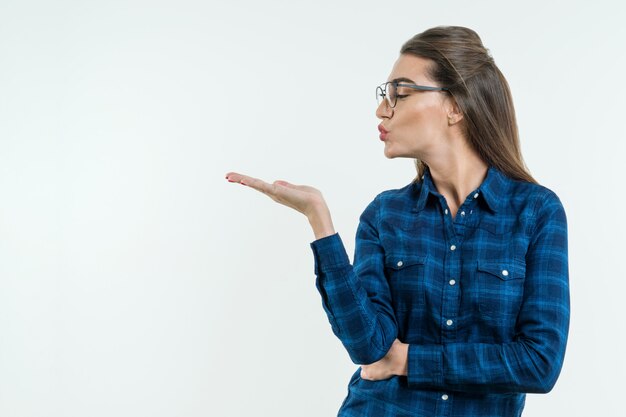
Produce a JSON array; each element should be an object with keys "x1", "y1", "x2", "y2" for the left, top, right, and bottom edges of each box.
[{"x1": 376, "y1": 54, "x2": 454, "y2": 160}]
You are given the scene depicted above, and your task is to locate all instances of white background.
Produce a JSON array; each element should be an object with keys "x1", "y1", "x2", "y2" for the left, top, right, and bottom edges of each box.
[{"x1": 1, "y1": 1, "x2": 624, "y2": 416}]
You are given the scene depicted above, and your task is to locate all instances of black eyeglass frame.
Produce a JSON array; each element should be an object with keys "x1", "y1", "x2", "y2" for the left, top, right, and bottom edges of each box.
[{"x1": 376, "y1": 81, "x2": 449, "y2": 108}]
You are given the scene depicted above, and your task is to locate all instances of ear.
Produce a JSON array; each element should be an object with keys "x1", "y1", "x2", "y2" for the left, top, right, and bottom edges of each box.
[{"x1": 445, "y1": 96, "x2": 464, "y2": 125}]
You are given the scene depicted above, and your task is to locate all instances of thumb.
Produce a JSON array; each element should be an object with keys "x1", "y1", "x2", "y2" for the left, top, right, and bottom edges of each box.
[{"x1": 273, "y1": 180, "x2": 294, "y2": 188}]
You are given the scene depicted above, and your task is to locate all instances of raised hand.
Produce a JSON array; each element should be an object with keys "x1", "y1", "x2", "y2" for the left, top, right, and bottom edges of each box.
[{"x1": 225, "y1": 172, "x2": 336, "y2": 240}]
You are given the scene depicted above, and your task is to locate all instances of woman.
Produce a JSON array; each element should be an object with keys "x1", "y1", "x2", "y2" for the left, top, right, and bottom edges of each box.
[{"x1": 225, "y1": 26, "x2": 569, "y2": 417}]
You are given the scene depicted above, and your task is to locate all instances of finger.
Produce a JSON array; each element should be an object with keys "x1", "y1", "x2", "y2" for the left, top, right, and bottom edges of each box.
[
  {"x1": 360, "y1": 368, "x2": 374, "y2": 381},
  {"x1": 225, "y1": 172, "x2": 249, "y2": 184},
  {"x1": 243, "y1": 176, "x2": 278, "y2": 195},
  {"x1": 226, "y1": 173, "x2": 302, "y2": 210},
  {"x1": 225, "y1": 172, "x2": 270, "y2": 193},
  {"x1": 274, "y1": 180, "x2": 317, "y2": 194}
]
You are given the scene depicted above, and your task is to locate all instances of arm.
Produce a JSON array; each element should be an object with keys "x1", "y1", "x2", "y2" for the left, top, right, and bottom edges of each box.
[
  {"x1": 405, "y1": 191, "x2": 570, "y2": 393},
  {"x1": 224, "y1": 172, "x2": 397, "y2": 365},
  {"x1": 310, "y1": 196, "x2": 398, "y2": 365}
]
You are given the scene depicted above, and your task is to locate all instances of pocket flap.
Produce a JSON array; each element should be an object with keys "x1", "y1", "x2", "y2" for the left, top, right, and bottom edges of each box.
[
  {"x1": 385, "y1": 254, "x2": 428, "y2": 270},
  {"x1": 476, "y1": 260, "x2": 525, "y2": 280}
]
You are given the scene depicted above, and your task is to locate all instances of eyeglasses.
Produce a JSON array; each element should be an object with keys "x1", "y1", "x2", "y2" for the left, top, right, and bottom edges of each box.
[{"x1": 376, "y1": 81, "x2": 449, "y2": 108}]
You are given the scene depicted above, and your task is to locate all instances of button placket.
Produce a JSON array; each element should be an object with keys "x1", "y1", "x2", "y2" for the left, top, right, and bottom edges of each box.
[{"x1": 443, "y1": 216, "x2": 461, "y2": 342}]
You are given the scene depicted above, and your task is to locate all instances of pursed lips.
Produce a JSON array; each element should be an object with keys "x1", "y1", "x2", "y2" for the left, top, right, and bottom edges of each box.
[{"x1": 378, "y1": 124, "x2": 389, "y2": 141}]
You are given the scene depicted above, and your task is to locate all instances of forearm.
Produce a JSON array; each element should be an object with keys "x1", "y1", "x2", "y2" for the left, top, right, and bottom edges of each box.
[
  {"x1": 406, "y1": 337, "x2": 567, "y2": 393},
  {"x1": 310, "y1": 195, "x2": 400, "y2": 365},
  {"x1": 311, "y1": 233, "x2": 397, "y2": 364},
  {"x1": 364, "y1": 336, "x2": 564, "y2": 392}
]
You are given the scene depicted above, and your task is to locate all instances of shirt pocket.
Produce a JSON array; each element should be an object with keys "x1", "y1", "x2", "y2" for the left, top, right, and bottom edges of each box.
[
  {"x1": 384, "y1": 254, "x2": 428, "y2": 311},
  {"x1": 475, "y1": 260, "x2": 526, "y2": 319}
]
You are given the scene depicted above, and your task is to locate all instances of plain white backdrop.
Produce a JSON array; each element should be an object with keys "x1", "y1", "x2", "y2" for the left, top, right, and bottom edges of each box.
[{"x1": 0, "y1": 1, "x2": 625, "y2": 416}]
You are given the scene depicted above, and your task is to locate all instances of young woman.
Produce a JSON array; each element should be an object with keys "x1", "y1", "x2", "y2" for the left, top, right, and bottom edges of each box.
[{"x1": 225, "y1": 26, "x2": 569, "y2": 417}]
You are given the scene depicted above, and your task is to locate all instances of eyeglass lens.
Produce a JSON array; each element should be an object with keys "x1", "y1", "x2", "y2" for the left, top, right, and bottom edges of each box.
[{"x1": 376, "y1": 82, "x2": 397, "y2": 108}]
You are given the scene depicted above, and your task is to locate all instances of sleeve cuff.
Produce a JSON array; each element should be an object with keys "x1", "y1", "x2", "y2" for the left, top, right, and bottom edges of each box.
[
  {"x1": 407, "y1": 344, "x2": 443, "y2": 387},
  {"x1": 310, "y1": 233, "x2": 351, "y2": 274}
]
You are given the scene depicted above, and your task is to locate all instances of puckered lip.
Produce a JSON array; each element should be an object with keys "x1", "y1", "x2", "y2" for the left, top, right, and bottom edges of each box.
[{"x1": 378, "y1": 124, "x2": 389, "y2": 134}]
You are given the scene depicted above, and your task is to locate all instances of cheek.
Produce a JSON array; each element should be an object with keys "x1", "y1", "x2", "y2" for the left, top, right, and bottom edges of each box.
[
  {"x1": 399, "y1": 106, "x2": 443, "y2": 134},
  {"x1": 410, "y1": 104, "x2": 445, "y2": 131}
]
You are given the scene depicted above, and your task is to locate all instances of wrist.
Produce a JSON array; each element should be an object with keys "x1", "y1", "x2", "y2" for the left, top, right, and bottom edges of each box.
[
  {"x1": 395, "y1": 342, "x2": 409, "y2": 376},
  {"x1": 307, "y1": 203, "x2": 335, "y2": 240}
]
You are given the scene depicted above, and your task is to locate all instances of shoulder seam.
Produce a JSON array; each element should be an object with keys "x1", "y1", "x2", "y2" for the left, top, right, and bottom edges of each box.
[{"x1": 529, "y1": 188, "x2": 560, "y2": 237}]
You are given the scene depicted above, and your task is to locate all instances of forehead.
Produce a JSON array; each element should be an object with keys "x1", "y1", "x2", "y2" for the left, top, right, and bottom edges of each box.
[{"x1": 388, "y1": 54, "x2": 435, "y2": 84}]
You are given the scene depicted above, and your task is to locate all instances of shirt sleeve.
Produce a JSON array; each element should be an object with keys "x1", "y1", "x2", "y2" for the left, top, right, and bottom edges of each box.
[
  {"x1": 406, "y1": 190, "x2": 570, "y2": 393},
  {"x1": 310, "y1": 195, "x2": 397, "y2": 365}
]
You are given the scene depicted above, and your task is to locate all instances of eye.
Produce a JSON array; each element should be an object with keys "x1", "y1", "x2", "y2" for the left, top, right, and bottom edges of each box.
[{"x1": 396, "y1": 94, "x2": 409, "y2": 100}]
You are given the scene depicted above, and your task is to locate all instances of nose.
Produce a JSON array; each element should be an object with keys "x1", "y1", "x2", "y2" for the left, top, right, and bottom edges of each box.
[{"x1": 376, "y1": 99, "x2": 393, "y2": 120}]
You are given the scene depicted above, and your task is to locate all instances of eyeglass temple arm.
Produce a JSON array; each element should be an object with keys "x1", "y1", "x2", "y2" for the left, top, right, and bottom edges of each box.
[{"x1": 397, "y1": 83, "x2": 449, "y2": 92}]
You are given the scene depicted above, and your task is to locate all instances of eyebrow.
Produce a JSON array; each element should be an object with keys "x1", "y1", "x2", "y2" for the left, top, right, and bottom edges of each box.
[{"x1": 390, "y1": 77, "x2": 416, "y2": 84}]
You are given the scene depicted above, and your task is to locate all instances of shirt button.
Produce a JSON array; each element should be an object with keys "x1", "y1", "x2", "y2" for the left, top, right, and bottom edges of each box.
[
  {"x1": 442, "y1": 394, "x2": 449, "y2": 400},
  {"x1": 449, "y1": 279, "x2": 456, "y2": 286},
  {"x1": 473, "y1": 193, "x2": 479, "y2": 199},
  {"x1": 460, "y1": 211, "x2": 465, "y2": 216},
  {"x1": 450, "y1": 245, "x2": 456, "y2": 251},
  {"x1": 397, "y1": 261, "x2": 403, "y2": 267},
  {"x1": 446, "y1": 319, "x2": 453, "y2": 326},
  {"x1": 444, "y1": 208, "x2": 449, "y2": 215},
  {"x1": 502, "y1": 269, "x2": 509, "y2": 276}
]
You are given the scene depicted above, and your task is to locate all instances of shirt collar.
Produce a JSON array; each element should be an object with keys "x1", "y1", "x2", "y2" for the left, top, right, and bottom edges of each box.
[
  {"x1": 414, "y1": 165, "x2": 508, "y2": 214},
  {"x1": 414, "y1": 167, "x2": 436, "y2": 212},
  {"x1": 478, "y1": 165, "x2": 509, "y2": 213}
]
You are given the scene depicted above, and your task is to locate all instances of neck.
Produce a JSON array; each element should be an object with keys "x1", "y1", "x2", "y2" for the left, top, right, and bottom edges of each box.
[{"x1": 426, "y1": 151, "x2": 489, "y2": 209}]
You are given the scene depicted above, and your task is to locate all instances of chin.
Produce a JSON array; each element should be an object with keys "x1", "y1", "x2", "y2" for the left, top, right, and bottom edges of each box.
[
  {"x1": 383, "y1": 143, "x2": 395, "y2": 159},
  {"x1": 383, "y1": 147, "x2": 407, "y2": 159},
  {"x1": 386, "y1": 142, "x2": 420, "y2": 159}
]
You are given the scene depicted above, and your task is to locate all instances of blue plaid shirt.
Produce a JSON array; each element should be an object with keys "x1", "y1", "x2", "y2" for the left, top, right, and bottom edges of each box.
[{"x1": 310, "y1": 165, "x2": 569, "y2": 417}]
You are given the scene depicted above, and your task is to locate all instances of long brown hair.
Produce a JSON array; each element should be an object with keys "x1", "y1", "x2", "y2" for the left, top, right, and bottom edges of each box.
[{"x1": 400, "y1": 26, "x2": 537, "y2": 184}]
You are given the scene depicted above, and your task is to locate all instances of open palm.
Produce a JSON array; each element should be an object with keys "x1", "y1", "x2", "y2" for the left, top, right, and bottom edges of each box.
[{"x1": 225, "y1": 171, "x2": 326, "y2": 218}]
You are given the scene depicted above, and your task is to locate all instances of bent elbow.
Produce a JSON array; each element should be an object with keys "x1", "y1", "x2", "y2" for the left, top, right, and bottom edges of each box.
[
  {"x1": 527, "y1": 377, "x2": 557, "y2": 394},
  {"x1": 336, "y1": 312, "x2": 397, "y2": 365},
  {"x1": 344, "y1": 327, "x2": 397, "y2": 365},
  {"x1": 519, "y1": 334, "x2": 567, "y2": 394},
  {"x1": 345, "y1": 339, "x2": 391, "y2": 365},
  {"x1": 344, "y1": 339, "x2": 393, "y2": 365},
  {"x1": 536, "y1": 368, "x2": 562, "y2": 394},
  {"x1": 525, "y1": 359, "x2": 564, "y2": 394}
]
